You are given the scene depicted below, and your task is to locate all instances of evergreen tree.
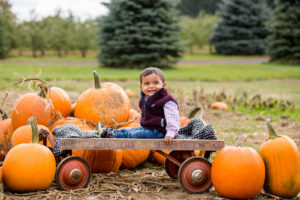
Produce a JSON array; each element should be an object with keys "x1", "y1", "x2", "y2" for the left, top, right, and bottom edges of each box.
[
  {"x1": 210, "y1": 0, "x2": 269, "y2": 55},
  {"x1": 176, "y1": 0, "x2": 221, "y2": 17},
  {"x1": 266, "y1": 0, "x2": 300, "y2": 64},
  {"x1": 98, "y1": 0, "x2": 184, "y2": 68}
]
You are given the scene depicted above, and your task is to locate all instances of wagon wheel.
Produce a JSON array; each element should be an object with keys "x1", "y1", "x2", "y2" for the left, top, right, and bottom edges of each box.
[
  {"x1": 164, "y1": 151, "x2": 194, "y2": 179},
  {"x1": 56, "y1": 156, "x2": 91, "y2": 191},
  {"x1": 178, "y1": 156, "x2": 212, "y2": 194}
]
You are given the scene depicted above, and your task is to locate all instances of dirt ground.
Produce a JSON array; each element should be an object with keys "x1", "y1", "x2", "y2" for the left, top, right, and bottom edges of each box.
[{"x1": 0, "y1": 78, "x2": 299, "y2": 200}]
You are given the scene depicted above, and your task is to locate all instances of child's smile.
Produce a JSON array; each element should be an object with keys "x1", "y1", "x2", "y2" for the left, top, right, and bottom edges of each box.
[{"x1": 140, "y1": 73, "x2": 166, "y2": 97}]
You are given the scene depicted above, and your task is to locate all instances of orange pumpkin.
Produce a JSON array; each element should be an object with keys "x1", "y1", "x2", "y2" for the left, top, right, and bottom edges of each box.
[
  {"x1": 211, "y1": 134, "x2": 265, "y2": 199},
  {"x1": 151, "y1": 150, "x2": 171, "y2": 165},
  {"x1": 74, "y1": 71, "x2": 131, "y2": 127},
  {"x1": 210, "y1": 102, "x2": 228, "y2": 110},
  {"x1": 76, "y1": 149, "x2": 123, "y2": 173},
  {"x1": 0, "y1": 166, "x2": 2, "y2": 183},
  {"x1": 121, "y1": 149, "x2": 150, "y2": 169},
  {"x1": 11, "y1": 124, "x2": 55, "y2": 147},
  {"x1": 0, "y1": 110, "x2": 13, "y2": 160},
  {"x1": 180, "y1": 106, "x2": 202, "y2": 127},
  {"x1": 259, "y1": 119, "x2": 300, "y2": 198},
  {"x1": 49, "y1": 117, "x2": 95, "y2": 132},
  {"x1": 47, "y1": 87, "x2": 72, "y2": 118},
  {"x1": 11, "y1": 91, "x2": 56, "y2": 130},
  {"x1": 2, "y1": 117, "x2": 56, "y2": 192},
  {"x1": 129, "y1": 108, "x2": 141, "y2": 121}
]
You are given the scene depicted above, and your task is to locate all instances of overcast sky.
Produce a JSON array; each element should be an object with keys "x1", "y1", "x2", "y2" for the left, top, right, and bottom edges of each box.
[{"x1": 9, "y1": 0, "x2": 109, "y2": 22}]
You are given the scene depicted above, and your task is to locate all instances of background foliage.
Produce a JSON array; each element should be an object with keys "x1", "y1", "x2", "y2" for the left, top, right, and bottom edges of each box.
[
  {"x1": 210, "y1": 0, "x2": 269, "y2": 55},
  {"x1": 266, "y1": 0, "x2": 300, "y2": 65}
]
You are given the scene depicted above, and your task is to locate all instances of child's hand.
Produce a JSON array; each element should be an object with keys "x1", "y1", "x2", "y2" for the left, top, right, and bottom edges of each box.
[{"x1": 164, "y1": 136, "x2": 172, "y2": 144}]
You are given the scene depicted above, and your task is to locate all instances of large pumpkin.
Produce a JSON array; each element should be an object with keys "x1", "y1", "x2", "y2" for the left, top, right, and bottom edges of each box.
[
  {"x1": 74, "y1": 71, "x2": 131, "y2": 127},
  {"x1": 211, "y1": 134, "x2": 265, "y2": 199},
  {"x1": 2, "y1": 117, "x2": 56, "y2": 192},
  {"x1": 0, "y1": 110, "x2": 13, "y2": 160},
  {"x1": 47, "y1": 86, "x2": 72, "y2": 118},
  {"x1": 49, "y1": 117, "x2": 123, "y2": 173},
  {"x1": 11, "y1": 90, "x2": 57, "y2": 130},
  {"x1": 259, "y1": 119, "x2": 300, "y2": 198}
]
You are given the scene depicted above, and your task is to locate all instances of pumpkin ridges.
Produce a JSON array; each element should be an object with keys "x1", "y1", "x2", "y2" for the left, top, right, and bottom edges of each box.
[
  {"x1": 260, "y1": 135, "x2": 300, "y2": 198},
  {"x1": 11, "y1": 93, "x2": 56, "y2": 130},
  {"x1": 259, "y1": 119, "x2": 300, "y2": 198},
  {"x1": 74, "y1": 72, "x2": 131, "y2": 127},
  {"x1": 211, "y1": 135, "x2": 265, "y2": 199},
  {"x1": 47, "y1": 87, "x2": 72, "y2": 118},
  {"x1": 2, "y1": 117, "x2": 56, "y2": 192}
]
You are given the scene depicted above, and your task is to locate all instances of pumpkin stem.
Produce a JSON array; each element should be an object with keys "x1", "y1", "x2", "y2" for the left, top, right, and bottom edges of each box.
[
  {"x1": 28, "y1": 117, "x2": 39, "y2": 144},
  {"x1": 235, "y1": 134, "x2": 248, "y2": 147},
  {"x1": 0, "y1": 109, "x2": 8, "y2": 120},
  {"x1": 38, "y1": 84, "x2": 48, "y2": 98},
  {"x1": 266, "y1": 119, "x2": 279, "y2": 139},
  {"x1": 93, "y1": 71, "x2": 101, "y2": 89},
  {"x1": 187, "y1": 106, "x2": 202, "y2": 118}
]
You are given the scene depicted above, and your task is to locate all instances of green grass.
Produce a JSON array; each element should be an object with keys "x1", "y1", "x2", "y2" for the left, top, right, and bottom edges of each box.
[
  {"x1": 1, "y1": 61, "x2": 299, "y2": 122},
  {"x1": 0, "y1": 63, "x2": 300, "y2": 86}
]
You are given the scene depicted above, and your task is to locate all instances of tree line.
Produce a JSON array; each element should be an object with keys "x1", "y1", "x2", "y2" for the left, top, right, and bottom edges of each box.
[
  {"x1": 0, "y1": 2, "x2": 98, "y2": 58},
  {"x1": 0, "y1": 0, "x2": 218, "y2": 59},
  {"x1": 1, "y1": 0, "x2": 299, "y2": 66}
]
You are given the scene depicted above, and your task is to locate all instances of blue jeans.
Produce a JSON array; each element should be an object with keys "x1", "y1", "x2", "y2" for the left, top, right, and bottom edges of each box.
[{"x1": 112, "y1": 127, "x2": 164, "y2": 139}]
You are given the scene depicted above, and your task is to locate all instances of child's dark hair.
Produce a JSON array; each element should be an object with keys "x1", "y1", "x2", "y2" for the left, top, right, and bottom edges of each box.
[{"x1": 140, "y1": 67, "x2": 165, "y2": 83}]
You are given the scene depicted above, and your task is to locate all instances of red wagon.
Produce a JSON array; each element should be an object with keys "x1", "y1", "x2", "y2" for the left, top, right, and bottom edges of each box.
[{"x1": 54, "y1": 137, "x2": 225, "y2": 194}]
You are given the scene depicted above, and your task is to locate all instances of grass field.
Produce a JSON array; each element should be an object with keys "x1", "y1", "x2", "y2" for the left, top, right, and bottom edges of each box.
[{"x1": 1, "y1": 59, "x2": 300, "y2": 123}]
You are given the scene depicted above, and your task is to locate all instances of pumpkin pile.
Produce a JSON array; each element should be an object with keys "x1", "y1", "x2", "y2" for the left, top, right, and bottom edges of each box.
[{"x1": 0, "y1": 71, "x2": 154, "y2": 192}]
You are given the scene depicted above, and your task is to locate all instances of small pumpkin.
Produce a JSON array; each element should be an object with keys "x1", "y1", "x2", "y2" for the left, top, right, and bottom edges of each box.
[
  {"x1": 210, "y1": 102, "x2": 228, "y2": 110},
  {"x1": 0, "y1": 109, "x2": 14, "y2": 160},
  {"x1": 2, "y1": 117, "x2": 56, "y2": 192},
  {"x1": 47, "y1": 86, "x2": 72, "y2": 118},
  {"x1": 151, "y1": 150, "x2": 171, "y2": 165},
  {"x1": 259, "y1": 119, "x2": 300, "y2": 198},
  {"x1": 11, "y1": 123, "x2": 54, "y2": 148},
  {"x1": 180, "y1": 106, "x2": 202, "y2": 127},
  {"x1": 74, "y1": 71, "x2": 131, "y2": 127},
  {"x1": 11, "y1": 88, "x2": 57, "y2": 130},
  {"x1": 211, "y1": 134, "x2": 265, "y2": 199}
]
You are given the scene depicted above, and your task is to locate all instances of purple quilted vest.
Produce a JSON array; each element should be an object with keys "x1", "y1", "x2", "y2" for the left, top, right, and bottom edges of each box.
[{"x1": 139, "y1": 88, "x2": 177, "y2": 134}]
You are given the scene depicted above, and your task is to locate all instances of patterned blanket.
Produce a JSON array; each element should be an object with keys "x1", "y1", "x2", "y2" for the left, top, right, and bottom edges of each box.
[{"x1": 51, "y1": 118, "x2": 216, "y2": 156}]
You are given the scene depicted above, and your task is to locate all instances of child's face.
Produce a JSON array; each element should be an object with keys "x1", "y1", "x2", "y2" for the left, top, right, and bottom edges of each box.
[{"x1": 140, "y1": 73, "x2": 166, "y2": 97}]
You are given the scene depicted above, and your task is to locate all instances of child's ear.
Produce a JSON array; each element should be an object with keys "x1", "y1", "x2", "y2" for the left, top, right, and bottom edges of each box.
[{"x1": 163, "y1": 82, "x2": 167, "y2": 87}]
